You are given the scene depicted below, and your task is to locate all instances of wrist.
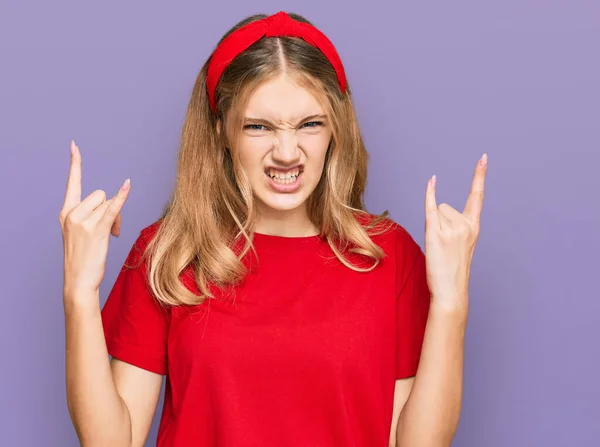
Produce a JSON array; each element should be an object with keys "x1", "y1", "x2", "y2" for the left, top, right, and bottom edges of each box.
[
  {"x1": 429, "y1": 298, "x2": 469, "y2": 328},
  {"x1": 63, "y1": 288, "x2": 101, "y2": 314}
]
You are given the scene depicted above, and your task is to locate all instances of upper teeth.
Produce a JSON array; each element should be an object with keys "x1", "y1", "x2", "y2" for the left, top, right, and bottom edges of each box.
[{"x1": 268, "y1": 168, "x2": 300, "y2": 179}]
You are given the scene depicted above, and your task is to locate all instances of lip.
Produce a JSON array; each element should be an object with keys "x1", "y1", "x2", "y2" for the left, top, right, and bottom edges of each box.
[
  {"x1": 264, "y1": 164, "x2": 304, "y2": 173},
  {"x1": 265, "y1": 170, "x2": 303, "y2": 193}
]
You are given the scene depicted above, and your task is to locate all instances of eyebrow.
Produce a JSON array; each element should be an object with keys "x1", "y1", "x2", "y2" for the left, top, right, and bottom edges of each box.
[{"x1": 243, "y1": 114, "x2": 328, "y2": 126}]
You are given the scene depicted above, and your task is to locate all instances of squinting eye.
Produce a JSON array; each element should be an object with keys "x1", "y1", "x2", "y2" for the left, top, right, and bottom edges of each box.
[
  {"x1": 244, "y1": 124, "x2": 268, "y2": 131},
  {"x1": 301, "y1": 121, "x2": 324, "y2": 128}
]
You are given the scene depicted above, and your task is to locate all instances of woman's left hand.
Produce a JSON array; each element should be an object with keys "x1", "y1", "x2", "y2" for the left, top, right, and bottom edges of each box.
[{"x1": 424, "y1": 154, "x2": 488, "y2": 316}]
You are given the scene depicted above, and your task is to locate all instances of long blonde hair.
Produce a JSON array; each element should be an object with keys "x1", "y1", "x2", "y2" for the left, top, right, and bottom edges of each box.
[{"x1": 143, "y1": 12, "x2": 393, "y2": 306}]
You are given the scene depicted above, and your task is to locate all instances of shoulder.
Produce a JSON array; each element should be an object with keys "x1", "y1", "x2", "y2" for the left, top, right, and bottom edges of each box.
[
  {"x1": 360, "y1": 214, "x2": 427, "y2": 298},
  {"x1": 389, "y1": 220, "x2": 421, "y2": 257},
  {"x1": 354, "y1": 212, "x2": 423, "y2": 276},
  {"x1": 139, "y1": 219, "x2": 163, "y2": 244},
  {"x1": 355, "y1": 211, "x2": 421, "y2": 256},
  {"x1": 124, "y1": 219, "x2": 163, "y2": 265},
  {"x1": 130, "y1": 219, "x2": 164, "y2": 252}
]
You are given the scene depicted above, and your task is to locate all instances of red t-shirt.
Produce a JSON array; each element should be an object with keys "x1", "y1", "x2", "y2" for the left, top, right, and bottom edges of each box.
[{"x1": 101, "y1": 218, "x2": 431, "y2": 446}]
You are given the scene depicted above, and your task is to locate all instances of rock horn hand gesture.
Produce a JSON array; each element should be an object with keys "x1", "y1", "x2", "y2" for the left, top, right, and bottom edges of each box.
[
  {"x1": 59, "y1": 141, "x2": 131, "y2": 300},
  {"x1": 424, "y1": 154, "x2": 488, "y2": 315}
]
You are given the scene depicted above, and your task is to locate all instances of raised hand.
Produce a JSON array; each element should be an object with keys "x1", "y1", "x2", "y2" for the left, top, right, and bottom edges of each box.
[
  {"x1": 59, "y1": 140, "x2": 131, "y2": 299},
  {"x1": 424, "y1": 154, "x2": 487, "y2": 315}
]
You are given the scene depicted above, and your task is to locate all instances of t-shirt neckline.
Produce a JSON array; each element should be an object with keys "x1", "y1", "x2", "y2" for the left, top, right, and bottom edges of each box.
[{"x1": 251, "y1": 231, "x2": 323, "y2": 249}]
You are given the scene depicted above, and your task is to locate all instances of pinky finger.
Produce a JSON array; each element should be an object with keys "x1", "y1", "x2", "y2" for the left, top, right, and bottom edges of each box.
[
  {"x1": 99, "y1": 179, "x2": 131, "y2": 230},
  {"x1": 425, "y1": 175, "x2": 440, "y2": 230}
]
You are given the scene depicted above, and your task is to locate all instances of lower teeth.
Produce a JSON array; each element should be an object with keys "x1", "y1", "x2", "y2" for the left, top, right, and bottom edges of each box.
[{"x1": 269, "y1": 174, "x2": 298, "y2": 184}]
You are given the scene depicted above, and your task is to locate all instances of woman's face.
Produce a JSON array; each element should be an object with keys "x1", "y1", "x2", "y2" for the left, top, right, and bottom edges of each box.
[{"x1": 231, "y1": 74, "x2": 332, "y2": 216}]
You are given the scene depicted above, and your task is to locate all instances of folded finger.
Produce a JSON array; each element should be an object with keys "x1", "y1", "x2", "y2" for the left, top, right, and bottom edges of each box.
[
  {"x1": 111, "y1": 212, "x2": 122, "y2": 237},
  {"x1": 438, "y1": 203, "x2": 462, "y2": 224},
  {"x1": 69, "y1": 189, "x2": 107, "y2": 221}
]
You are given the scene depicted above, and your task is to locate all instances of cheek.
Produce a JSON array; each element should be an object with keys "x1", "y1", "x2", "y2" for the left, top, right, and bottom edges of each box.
[
  {"x1": 237, "y1": 138, "x2": 272, "y2": 170},
  {"x1": 299, "y1": 133, "x2": 331, "y2": 166}
]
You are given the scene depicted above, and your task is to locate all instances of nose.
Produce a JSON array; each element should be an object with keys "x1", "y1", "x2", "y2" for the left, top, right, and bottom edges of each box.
[{"x1": 271, "y1": 129, "x2": 301, "y2": 165}]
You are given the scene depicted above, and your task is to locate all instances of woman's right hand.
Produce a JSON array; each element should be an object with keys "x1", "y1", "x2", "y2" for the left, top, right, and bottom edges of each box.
[{"x1": 59, "y1": 140, "x2": 131, "y2": 302}]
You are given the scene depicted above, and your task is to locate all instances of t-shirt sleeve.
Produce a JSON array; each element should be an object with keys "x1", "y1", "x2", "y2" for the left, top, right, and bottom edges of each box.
[
  {"x1": 101, "y1": 231, "x2": 170, "y2": 375},
  {"x1": 395, "y1": 228, "x2": 431, "y2": 379}
]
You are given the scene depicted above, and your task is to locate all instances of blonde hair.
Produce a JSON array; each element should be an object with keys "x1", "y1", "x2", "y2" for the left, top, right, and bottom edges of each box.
[{"x1": 143, "y1": 12, "x2": 394, "y2": 306}]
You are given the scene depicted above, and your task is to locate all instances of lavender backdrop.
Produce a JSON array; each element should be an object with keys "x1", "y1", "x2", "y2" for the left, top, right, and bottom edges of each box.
[{"x1": 1, "y1": 1, "x2": 598, "y2": 446}]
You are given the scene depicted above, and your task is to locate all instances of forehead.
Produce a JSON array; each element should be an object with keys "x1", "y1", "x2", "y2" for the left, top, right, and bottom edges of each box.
[{"x1": 244, "y1": 74, "x2": 325, "y2": 121}]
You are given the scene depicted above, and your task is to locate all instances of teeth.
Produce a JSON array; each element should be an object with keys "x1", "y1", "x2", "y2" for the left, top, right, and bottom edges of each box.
[{"x1": 267, "y1": 168, "x2": 300, "y2": 179}]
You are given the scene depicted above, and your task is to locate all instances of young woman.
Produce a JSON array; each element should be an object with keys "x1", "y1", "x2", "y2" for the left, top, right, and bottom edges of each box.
[{"x1": 60, "y1": 11, "x2": 487, "y2": 447}]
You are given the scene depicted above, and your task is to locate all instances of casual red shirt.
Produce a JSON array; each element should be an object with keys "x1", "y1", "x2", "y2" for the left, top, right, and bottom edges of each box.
[{"x1": 101, "y1": 217, "x2": 431, "y2": 446}]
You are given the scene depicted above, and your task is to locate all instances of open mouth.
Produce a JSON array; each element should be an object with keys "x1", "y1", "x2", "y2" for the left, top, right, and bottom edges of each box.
[{"x1": 264, "y1": 167, "x2": 304, "y2": 185}]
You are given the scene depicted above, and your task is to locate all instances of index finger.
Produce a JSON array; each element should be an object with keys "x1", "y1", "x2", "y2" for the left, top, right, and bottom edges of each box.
[
  {"x1": 63, "y1": 140, "x2": 82, "y2": 212},
  {"x1": 463, "y1": 153, "x2": 487, "y2": 222}
]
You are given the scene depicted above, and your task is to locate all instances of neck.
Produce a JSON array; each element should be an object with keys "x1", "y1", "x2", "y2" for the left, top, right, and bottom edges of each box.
[{"x1": 254, "y1": 204, "x2": 319, "y2": 237}]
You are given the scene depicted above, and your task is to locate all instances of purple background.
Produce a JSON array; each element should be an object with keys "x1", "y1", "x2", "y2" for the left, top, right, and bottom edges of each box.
[{"x1": 1, "y1": 1, "x2": 598, "y2": 446}]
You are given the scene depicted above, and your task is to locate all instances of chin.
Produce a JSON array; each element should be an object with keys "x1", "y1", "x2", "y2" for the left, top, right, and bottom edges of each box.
[{"x1": 256, "y1": 190, "x2": 311, "y2": 212}]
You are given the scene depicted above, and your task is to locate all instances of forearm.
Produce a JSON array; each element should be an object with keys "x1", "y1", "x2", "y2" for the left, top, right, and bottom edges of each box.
[
  {"x1": 64, "y1": 291, "x2": 132, "y2": 447},
  {"x1": 396, "y1": 302, "x2": 467, "y2": 447}
]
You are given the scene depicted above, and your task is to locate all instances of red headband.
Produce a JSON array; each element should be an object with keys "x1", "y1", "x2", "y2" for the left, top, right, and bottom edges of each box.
[{"x1": 206, "y1": 11, "x2": 347, "y2": 114}]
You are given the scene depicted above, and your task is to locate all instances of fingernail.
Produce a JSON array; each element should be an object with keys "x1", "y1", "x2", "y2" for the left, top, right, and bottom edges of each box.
[
  {"x1": 480, "y1": 153, "x2": 488, "y2": 167},
  {"x1": 121, "y1": 178, "x2": 131, "y2": 191},
  {"x1": 70, "y1": 140, "x2": 75, "y2": 154},
  {"x1": 431, "y1": 175, "x2": 436, "y2": 189}
]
